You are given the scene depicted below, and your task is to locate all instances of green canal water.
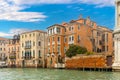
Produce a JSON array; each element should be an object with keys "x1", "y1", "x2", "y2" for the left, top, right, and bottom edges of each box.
[{"x1": 0, "y1": 68, "x2": 120, "y2": 80}]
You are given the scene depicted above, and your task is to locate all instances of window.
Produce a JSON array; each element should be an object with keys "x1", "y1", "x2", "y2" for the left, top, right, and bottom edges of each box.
[
  {"x1": 106, "y1": 33, "x2": 108, "y2": 42},
  {"x1": 22, "y1": 35, "x2": 24, "y2": 38},
  {"x1": 107, "y1": 46, "x2": 108, "y2": 51},
  {"x1": 33, "y1": 60, "x2": 35, "y2": 64},
  {"x1": 97, "y1": 32, "x2": 100, "y2": 36},
  {"x1": 48, "y1": 48, "x2": 50, "y2": 53},
  {"x1": 25, "y1": 35, "x2": 27, "y2": 38},
  {"x1": 78, "y1": 35, "x2": 80, "y2": 42},
  {"x1": 22, "y1": 51, "x2": 24, "y2": 57},
  {"x1": 99, "y1": 40, "x2": 102, "y2": 45},
  {"x1": 22, "y1": 43, "x2": 24, "y2": 47},
  {"x1": 65, "y1": 28, "x2": 66, "y2": 32},
  {"x1": 38, "y1": 50, "x2": 41, "y2": 58},
  {"x1": 64, "y1": 37, "x2": 67, "y2": 42},
  {"x1": 49, "y1": 38, "x2": 50, "y2": 42},
  {"x1": 29, "y1": 34, "x2": 31, "y2": 37},
  {"x1": 69, "y1": 37, "x2": 71, "y2": 41},
  {"x1": 33, "y1": 41, "x2": 35, "y2": 46},
  {"x1": 52, "y1": 37, "x2": 54, "y2": 41},
  {"x1": 71, "y1": 26, "x2": 74, "y2": 30},
  {"x1": 33, "y1": 50, "x2": 35, "y2": 57},
  {"x1": 38, "y1": 41, "x2": 41, "y2": 46},
  {"x1": 69, "y1": 27, "x2": 71, "y2": 31},
  {"x1": 39, "y1": 60, "x2": 41, "y2": 64},
  {"x1": 58, "y1": 37, "x2": 60, "y2": 42},
  {"x1": 57, "y1": 46, "x2": 60, "y2": 53},
  {"x1": 72, "y1": 36, "x2": 74, "y2": 41},
  {"x1": 33, "y1": 33, "x2": 35, "y2": 36},
  {"x1": 57, "y1": 27, "x2": 60, "y2": 33},
  {"x1": 78, "y1": 25, "x2": 80, "y2": 30}
]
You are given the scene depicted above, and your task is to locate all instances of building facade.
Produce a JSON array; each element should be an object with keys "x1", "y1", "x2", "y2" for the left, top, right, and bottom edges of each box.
[
  {"x1": 7, "y1": 35, "x2": 20, "y2": 67},
  {"x1": 47, "y1": 17, "x2": 113, "y2": 68},
  {"x1": 0, "y1": 37, "x2": 8, "y2": 62},
  {"x1": 19, "y1": 30, "x2": 47, "y2": 68}
]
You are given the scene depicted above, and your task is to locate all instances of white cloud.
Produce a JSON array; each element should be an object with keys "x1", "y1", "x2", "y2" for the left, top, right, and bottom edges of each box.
[
  {"x1": 0, "y1": 0, "x2": 114, "y2": 22},
  {"x1": 9, "y1": 28, "x2": 31, "y2": 34},
  {"x1": 0, "y1": 0, "x2": 47, "y2": 22},
  {"x1": 0, "y1": 32, "x2": 13, "y2": 37},
  {"x1": 11, "y1": 0, "x2": 114, "y2": 7},
  {"x1": 0, "y1": 28, "x2": 31, "y2": 37},
  {"x1": 0, "y1": 12, "x2": 47, "y2": 22}
]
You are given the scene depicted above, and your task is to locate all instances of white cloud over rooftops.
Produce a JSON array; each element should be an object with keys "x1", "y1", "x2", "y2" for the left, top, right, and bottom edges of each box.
[{"x1": 0, "y1": 0, "x2": 114, "y2": 22}]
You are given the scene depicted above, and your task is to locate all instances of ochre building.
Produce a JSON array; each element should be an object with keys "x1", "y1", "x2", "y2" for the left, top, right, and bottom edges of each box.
[{"x1": 47, "y1": 17, "x2": 113, "y2": 68}]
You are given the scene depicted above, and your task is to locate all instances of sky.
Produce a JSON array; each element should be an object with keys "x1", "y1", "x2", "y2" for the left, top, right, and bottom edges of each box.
[{"x1": 0, "y1": 0, "x2": 115, "y2": 37}]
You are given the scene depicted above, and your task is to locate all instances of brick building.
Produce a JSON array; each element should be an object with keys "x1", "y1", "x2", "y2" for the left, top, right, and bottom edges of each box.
[{"x1": 47, "y1": 17, "x2": 113, "y2": 68}]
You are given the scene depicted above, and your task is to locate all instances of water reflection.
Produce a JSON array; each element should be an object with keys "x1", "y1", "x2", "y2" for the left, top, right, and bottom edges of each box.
[{"x1": 0, "y1": 68, "x2": 119, "y2": 80}]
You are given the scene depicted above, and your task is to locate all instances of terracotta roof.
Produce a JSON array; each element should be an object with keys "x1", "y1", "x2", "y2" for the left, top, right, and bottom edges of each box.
[
  {"x1": 0, "y1": 37, "x2": 8, "y2": 40},
  {"x1": 47, "y1": 24, "x2": 65, "y2": 29},
  {"x1": 21, "y1": 30, "x2": 47, "y2": 35}
]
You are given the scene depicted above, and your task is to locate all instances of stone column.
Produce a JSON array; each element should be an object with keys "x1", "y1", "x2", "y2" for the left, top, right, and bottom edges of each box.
[{"x1": 112, "y1": 0, "x2": 120, "y2": 71}]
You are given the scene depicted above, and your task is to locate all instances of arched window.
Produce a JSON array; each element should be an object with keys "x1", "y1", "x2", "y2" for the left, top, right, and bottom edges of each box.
[
  {"x1": 38, "y1": 41, "x2": 41, "y2": 46},
  {"x1": 33, "y1": 50, "x2": 35, "y2": 58},
  {"x1": 38, "y1": 50, "x2": 41, "y2": 58}
]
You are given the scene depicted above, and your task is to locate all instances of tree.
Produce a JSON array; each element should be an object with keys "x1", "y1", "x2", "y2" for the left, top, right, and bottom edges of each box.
[
  {"x1": 77, "y1": 47, "x2": 87, "y2": 54},
  {"x1": 65, "y1": 44, "x2": 87, "y2": 58}
]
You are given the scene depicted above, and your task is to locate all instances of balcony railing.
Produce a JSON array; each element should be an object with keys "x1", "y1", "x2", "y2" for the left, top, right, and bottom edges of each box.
[
  {"x1": 9, "y1": 55, "x2": 16, "y2": 59},
  {"x1": 22, "y1": 56, "x2": 32, "y2": 60},
  {"x1": 24, "y1": 46, "x2": 31, "y2": 49},
  {"x1": 68, "y1": 41, "x2": 74, "y2": 44}
]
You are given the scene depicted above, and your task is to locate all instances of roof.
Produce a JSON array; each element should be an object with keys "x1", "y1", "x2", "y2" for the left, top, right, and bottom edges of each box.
[
  {"x1": 21, "y1": 30, "x2": 47, "y2": 35},
  {"x1": 47, "y1": 24, "x2": 65, "y2": 29},
  {"x1": 0, "y1": 37, "x2": 8, "y2": 40}
]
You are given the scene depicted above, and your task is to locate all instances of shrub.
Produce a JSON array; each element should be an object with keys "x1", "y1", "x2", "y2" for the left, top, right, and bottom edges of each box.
[
  {"x1": 65, "y1": 44, "x2": 88, "y2": 58},
  {"x1": 86, "y1": 52, "x2": 94, "y2": 55},
  {"x1": 77, "y1": 47, "x2": 87, "y2": 54}
]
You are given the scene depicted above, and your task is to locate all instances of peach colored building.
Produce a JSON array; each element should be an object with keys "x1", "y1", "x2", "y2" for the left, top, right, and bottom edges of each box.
[
  {"x1": 47, "y1": 17, "x2": 113, "y2": 68},
  {"x1": 7, "y1": 35, "x2": 20, "y2": 67}
]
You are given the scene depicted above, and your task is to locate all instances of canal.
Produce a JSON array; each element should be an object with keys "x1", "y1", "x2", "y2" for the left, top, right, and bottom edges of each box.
[{"x1": 0, "y1": 68, "x2": 120, "y2": 80}]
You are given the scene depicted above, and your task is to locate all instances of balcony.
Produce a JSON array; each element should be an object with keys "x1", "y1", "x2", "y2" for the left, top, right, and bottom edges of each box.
[
  {"x1": 12, "y1": 51, "x2": 16, "y2": 53},
  {"x1": 57, "y1": 41, "x2": 60, "y2": 44},
  {"x1": 22, "y1": 56, "x2": 32, "y2": 60},
  {"x1": 68, "y1": 41, "x2": 74, "y2": 44},
  {"x1": 52, "y1": 42, "x2": 55, "y2": 45},
  {"x1": 24, "y1": 46, "x2": 31, "y2": 49},
  {"x1": 9, "y1": 55, "x2": 16, "y2": 59}
]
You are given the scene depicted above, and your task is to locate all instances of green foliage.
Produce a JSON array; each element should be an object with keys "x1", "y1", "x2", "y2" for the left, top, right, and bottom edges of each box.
[
  {"x1": 65, "y1": 44, "x2": 88, "y2": 58},
  {"x1": 77, "y1": 47, "x2": 87, "y2": 54},
  {"x1": 65, "y1": 44, "x2": 77, "y2": 58},
  {"x1": 86, "y1": 52, "x2": 94, "y2": 55}
]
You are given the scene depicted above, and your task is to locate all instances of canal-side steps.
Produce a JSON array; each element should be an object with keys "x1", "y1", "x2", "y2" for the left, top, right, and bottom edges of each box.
[{"x1": 54, "y1": 63, "x2": 65, "y2": 69}]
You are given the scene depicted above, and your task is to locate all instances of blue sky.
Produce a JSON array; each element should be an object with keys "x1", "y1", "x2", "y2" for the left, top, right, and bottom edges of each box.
[{"x1": 0, "y1": 0, "x2": 115, "y2": 37}]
